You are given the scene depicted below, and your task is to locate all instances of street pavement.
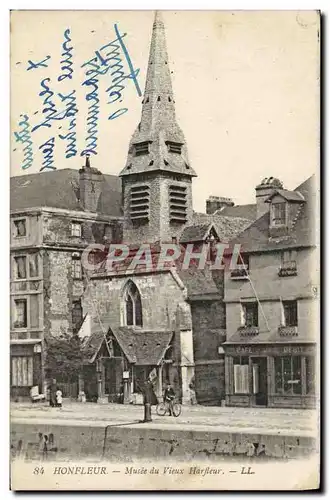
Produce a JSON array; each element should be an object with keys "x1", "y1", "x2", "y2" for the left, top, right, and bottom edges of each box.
[{"x1": 10, "y1": 401, "x2": 318, "y2": 437}]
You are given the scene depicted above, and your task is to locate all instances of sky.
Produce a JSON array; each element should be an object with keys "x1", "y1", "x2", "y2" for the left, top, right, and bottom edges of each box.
[{"x1": 10, "y1": 10, "x2": 319, "y2": 213}]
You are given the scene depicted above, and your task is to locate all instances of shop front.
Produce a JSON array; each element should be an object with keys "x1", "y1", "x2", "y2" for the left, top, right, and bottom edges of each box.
[
  {"x1": 10, "y1": 340, "x2": 43, "y2": 399},
  {"x1": 224, "y1": 343, "x2": 317, "y2": 409}
]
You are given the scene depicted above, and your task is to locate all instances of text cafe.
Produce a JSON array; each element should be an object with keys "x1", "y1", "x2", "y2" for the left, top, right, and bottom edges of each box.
[{"x1": 223, "y1": 343, "x2": 317, "y2": 409}]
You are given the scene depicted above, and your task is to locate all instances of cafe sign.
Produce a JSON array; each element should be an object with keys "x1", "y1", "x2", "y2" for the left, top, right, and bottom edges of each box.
[{"x1": 224, "y1": 343, "x2": 315, "y2": 356}]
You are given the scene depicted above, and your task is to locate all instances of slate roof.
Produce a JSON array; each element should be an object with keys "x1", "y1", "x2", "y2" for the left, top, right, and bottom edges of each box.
[
  {"x1": 179, "y1": 223, "x2": 215, "y2": 243},
  {"x1": 177, "y1": 267, "x2": 220, "y2": 297},
  {"x1": 191, "y1": 212, "x2": 252, "y2": 242},
  {"x1": 81, "y1": 318, "x2": 173, "y2": 366},
  {"x1": 265, "y1": 189, "x2": 306, "y2": 203},
  {"x1": 10, "y1": 168, "x2": 122, "y2": 216},
  {"x1": 217, "y1": 203, "x2": 258, "y2": 220},
  {"x1": 229, "y1": 175, "x2": 317, "y2": 253},
  {"x1": 82, "y1": 330, "x2": 108, "y2": 363},
  {"x1": 111, "y1": 327, "x2": 174, "y2": 365}
]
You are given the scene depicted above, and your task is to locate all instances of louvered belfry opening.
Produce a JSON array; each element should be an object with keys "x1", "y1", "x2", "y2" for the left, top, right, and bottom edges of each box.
[
  {"x1": 134, "y1": 141, "x2": 150, "y2": 156},
  {"x1": 169, "y1": 184, "x2": 187, "y2": 223},
  {"x1": 130, "y1": 185, "x2": 150, "y2": 222}
]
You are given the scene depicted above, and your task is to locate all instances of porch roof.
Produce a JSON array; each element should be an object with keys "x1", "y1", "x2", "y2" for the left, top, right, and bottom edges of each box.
[{"x1": 111, "y1": 327, "x2": 174, "y2": 366}]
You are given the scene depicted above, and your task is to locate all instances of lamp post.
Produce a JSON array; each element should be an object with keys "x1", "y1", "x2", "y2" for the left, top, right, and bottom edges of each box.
[{"x1": 143, "y1": 380, "x2": 152, "y2": 422}]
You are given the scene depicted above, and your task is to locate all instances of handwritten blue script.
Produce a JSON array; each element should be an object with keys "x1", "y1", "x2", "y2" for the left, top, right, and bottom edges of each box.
[
  {"x1": 80, "y1": 23, "x2": 142, "y2": 155},
  {"x1": 58, "y1": 29, "x2": 74, "y2": 82},
  {"x1": 14, "y1": 114, "x2": 33, "y2": 170},
  {"x1": 15, "y1": 23, "x2": 142, "y2": 170}
]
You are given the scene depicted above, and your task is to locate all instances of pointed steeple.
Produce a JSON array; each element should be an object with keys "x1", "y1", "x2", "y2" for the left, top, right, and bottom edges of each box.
[
  {"x1": 140, "y1": 10, "x2": 175, "y2": 132},
  {"x1": 120, "y1": 11, "x2": 197, "y2": 178}
]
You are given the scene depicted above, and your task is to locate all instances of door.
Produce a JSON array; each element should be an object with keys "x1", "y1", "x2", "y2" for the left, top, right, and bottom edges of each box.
[{"x1": 252, "y1": 357, "x2": 268, "y2": 406}]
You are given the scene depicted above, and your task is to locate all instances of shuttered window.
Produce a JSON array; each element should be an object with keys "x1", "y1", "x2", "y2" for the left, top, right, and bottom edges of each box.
[
  {"x1": 11, "y1": 356, "x2": 33, "y2": 387},
  {"x1": 233, "y1": 357, "x2": 249, "y2": 394}
]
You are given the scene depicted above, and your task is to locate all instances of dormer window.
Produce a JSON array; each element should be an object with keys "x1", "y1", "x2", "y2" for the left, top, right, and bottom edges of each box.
[
  {"x1": 134, "y1": 141, "x2": 150, "y2": 156},
  {"x1": 166, "y1": 141, "x2": 182, "y2": 154},
  {"x1": 272, "y1": 202, "x2": 287, "y2": 226}
]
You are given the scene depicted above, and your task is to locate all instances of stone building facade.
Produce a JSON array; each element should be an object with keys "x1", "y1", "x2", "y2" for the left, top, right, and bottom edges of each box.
[
  {"x1": 10, "y1": 166, "x2": 123, "y2": 398},
  {"x1": 10, "y1": 12, "x2": 318, "y2": 408},
  {"x1": 223, "y1": 176, "x2": 318, "y2": 409}
]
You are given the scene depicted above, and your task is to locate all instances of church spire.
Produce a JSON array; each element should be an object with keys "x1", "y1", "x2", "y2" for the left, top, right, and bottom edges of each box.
[
  {"x1": 139, "y1": 10, "x2": 175, "y2": 132},
  {"x1": 120, "y1": 11, "x2": 197, "y2": 178}
]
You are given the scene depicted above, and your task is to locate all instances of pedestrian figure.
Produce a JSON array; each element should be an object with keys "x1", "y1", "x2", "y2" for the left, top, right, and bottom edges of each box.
[
  {"x1": 163, "y1": 382, "x2": 176, "y2": 416},
  {"x1": 55, "y1": 388, "x2": 63, "y2": 408}
]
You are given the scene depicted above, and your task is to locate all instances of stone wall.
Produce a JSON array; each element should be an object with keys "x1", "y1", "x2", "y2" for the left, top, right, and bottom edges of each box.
[
  {"x1": 122, "y1": 173, "x2": 193, "y2": 245},
  {"x1": 11, "y1": 422, "x2": 316, "y2": 463},
  {"x1": 190, "y1": 300, "x2": 226, "y2": 405},
  {"x1": 84, "y1": 271, "x2": 188, "y2": 331}
]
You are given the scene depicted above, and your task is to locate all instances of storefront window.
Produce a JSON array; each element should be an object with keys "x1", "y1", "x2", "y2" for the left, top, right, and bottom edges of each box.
[
  {"x1": 275, "y1": 356, "x2": 302, "y2": 395},
  {"x1": 306, "y1": 356, "x2": 316, "y2": 394},
  {"x1": 233, "y1": 356, "x2": 249, "y2": 394}
]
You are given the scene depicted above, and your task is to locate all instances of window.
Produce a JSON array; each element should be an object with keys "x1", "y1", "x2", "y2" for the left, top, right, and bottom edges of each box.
[
  {"x1": 306, "y1": 356, "x2": 316, "y2": 395},
  {"x1": 11, "y1": 356, "x2": 33, "y2": 387},
  {"x1": 282, "y1": 250, "x2": 297, "y2": 267},
  {"x1": 72, "y1": 300, "x2": 83, "y2": 334},
  {"x1": 279, "y1": 250, "x2": 297, "y2": 276},
  {"x1": 29, "y1": 253, "x2": 39, "y2": 278},
  {"x1": 134, "y1": 141, "x2": 150, "y2": 156},
  {"x1": 71, "y1": 222, "x2": 82, "y2": 237},
  {"x1": 14, "y1": 256, "x2": 27, "y2": 279},
  {"x1": 233, "y1": 357, "x2": 249, "y2": 394},
  {"x1": 242, "y1": 302, "x2": 258, "y2": 327},
  {"x1": 13, "y1": 299, "x2": 27, "y2": 328},
  {"x1": 166, "y1": 141, "x2": 182, "y2": 154},
  {"x1": 282, "y1": 300, "x2": 298, "y2": 327},
  {"x1": 123, "y1": 281, "x2": 143, "y2": 327},
  {"x1": 72, "y1": 254, "x2": 82, "y2": 279},
  {"x1": 14, "y1": 219, "x2": 26, "y2": 237},
  {"x1": 274, "y1": 356, "x2": 302, "y2": 395},
  {"x1": 272, "y1": 203, "x2": 287, "y2": 226},
  {"x1": 231, "y1": 254, "x2": 249, "y2": 278}
]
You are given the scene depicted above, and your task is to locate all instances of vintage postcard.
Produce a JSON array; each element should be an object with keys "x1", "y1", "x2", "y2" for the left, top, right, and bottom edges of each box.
[{"x1": 10, "y1": 10, "x2": 320, "y2": 491}]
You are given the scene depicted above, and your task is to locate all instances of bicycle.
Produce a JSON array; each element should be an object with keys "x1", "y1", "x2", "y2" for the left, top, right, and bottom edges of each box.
[{"x1": 156, "y1": 399, "x2": 181, "y2": 417}]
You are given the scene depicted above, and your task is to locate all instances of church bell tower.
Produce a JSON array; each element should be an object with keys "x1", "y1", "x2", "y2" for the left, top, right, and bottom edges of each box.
[{"x1": 119, "y1": 11, "x2": 197, "y2": 244}]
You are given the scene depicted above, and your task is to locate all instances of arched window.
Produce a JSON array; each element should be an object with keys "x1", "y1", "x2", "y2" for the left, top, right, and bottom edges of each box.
[{"x1": 123, "y1": 281, "x2": 143, "y2": 327}]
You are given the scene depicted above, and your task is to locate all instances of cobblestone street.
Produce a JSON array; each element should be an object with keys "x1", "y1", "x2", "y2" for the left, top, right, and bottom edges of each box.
[{"x1": 11, "y1": 401, "x2": 317, "y2": 436}]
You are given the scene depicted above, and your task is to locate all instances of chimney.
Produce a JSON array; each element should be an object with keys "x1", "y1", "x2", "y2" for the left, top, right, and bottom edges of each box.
[
  {"x1": 79, "y1": 155, "x2": 103, "y2": 212},
  {"x1": 206, "y1": 196, "x2": 234, "y2": 215},
  {"x1": 255, "y1": 177, "x2": 283, "y2": 219}
]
